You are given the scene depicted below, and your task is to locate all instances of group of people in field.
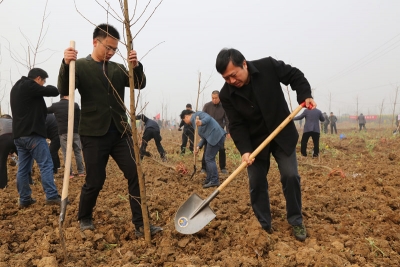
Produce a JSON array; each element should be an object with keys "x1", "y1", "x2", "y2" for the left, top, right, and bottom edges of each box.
[{"x1": 1, "y1": 22, "x2": 329, "y2": 242}]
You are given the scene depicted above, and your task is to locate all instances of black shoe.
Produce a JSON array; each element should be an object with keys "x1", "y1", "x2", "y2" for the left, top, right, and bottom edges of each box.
[
  {"x1": 80, "y1": 218, "x2": 95, "y2": 231},
  {"x1": 45, "y1": 195, "x2": 61, "y2": 205},
  {"x1": 202, "y1": 179, "x2": 210, "y2": 185},
  {"x1": 221, "y1": 169, "x2": 228, "y2": 174},
  {"x1": 312, "y1": 154, "x2": 318, "y2": 158},
  {"x1": 135, "y1": 225, "x2": 163, "y2": 237},
  {"x1": 263, "y1": 226, "x2": 273, "y2": 234},
  {"x1": 202, "y1": 181, "x2": 219, "y2": 188},
  {"x1": 292, "y1": 224, "x2": 307, "y2": 241},
  {"x1": 19, "y1": 198, "x2": 36, "y2": 208}
]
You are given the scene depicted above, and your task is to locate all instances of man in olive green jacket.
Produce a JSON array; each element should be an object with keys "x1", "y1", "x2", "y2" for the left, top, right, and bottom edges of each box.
[{"x1": 58, "y1": 23, "x2": 162, "y2": 237}]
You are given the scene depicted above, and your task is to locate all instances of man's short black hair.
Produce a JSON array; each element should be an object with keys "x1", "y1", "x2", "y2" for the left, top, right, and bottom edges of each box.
[
  {"x1": 27, "y1": 68, "x2": 48, "y2": 80},
  {"x1": 186, "y1": 103, "x2": 192, "y2": 108},
  {"x1": 215, "y1": 48, "x2": 246, "y2": 74},
  {"x1": 180, "y1": 109, "x2": 194, "y2": 120},
  {"x1": 211, "y1": 90, "x2": 220, "y2": 96},
  {"x1": 93, "y1": 23, "x2": 120, "y2": 40}
]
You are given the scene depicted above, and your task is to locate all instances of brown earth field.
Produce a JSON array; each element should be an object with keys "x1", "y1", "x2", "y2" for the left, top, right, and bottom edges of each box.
[{"x1": 1, "y1": 126, "x2": 400, "y2": 267}]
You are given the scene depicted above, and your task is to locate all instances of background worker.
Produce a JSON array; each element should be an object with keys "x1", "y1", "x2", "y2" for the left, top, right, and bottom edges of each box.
[
  {"x1": 45, "y1": 114, "x2": 61, "y2": 175},
  {"x1": 329, "y1": 112, "x2": 338, "y2": 134},
  {"x1": 294, "y1": 108, "x2": 324, "y2": 157},
  {"x1": 201, "y1": 90, "x2": 229, "y2": 174},
  {"x1": 322, "y1": 112, "x2": 330, "y2": 134},
  {"x1": 47, "y1": 95, "x2": 85, "y2": 178},
  {"x1": 178, "y1": 104, "x2": 194, "y2": 155},
  {"x1": 357, "y1": 113, "x2": 366, "y2": 131},
  {"x1": 0, "y1": 114, "x2": 17, "y2": 189},
  {"x1": 135, "y1": 114, "x2": 167, "y2": 161},
  {"x1": 180, "y1": 109, "x2": 226, "y2": 188}
]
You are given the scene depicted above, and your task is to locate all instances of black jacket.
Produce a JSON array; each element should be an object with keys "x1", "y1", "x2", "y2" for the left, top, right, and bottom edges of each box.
[
  {"x1": 47, "y1": 99, "x2": 80, "y2": 135},
  {"x1": 45, "y1": 114, "x2": 59, "y2": 139},
  {"x1": 10, "y1": 76, "x2": 59, "y2": 139},
  {"x1": 220, "y1": 57, "x2": 312, "y2": 158},
  {"x1": 135, "y1": 114, "x2": 160, "y2": 131}
]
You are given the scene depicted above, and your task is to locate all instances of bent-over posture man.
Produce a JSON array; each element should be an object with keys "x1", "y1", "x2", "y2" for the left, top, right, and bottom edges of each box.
[
  {"x1": 10, "y1": 68, "x2": 61, "y2": 208},
  {"x1": 294, "y1": 108, "x2": 324, "y2": 157},
  {"x1": 201, "y1": 90, "x2": 229, "y2": 174},
  {"x1": 216, "y1": 48, "x2": 316, "y2": 241},
  {"x1": 136, "y1": 114, "x2": 166, "y2": 161},
  {"x1": 58, "y1": 23, "x2": 162, "y2": 236},
  {"x1": 180, "y1": 109, "x2": 226, "y2": 188},
  {"x1": 178, "y1": 103, "x2": 194, "y2": 155}
]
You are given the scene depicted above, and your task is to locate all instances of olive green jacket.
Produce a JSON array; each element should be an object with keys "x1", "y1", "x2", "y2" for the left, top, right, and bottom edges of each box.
[{"x1": 57, "y1": 55, "x2": 146, "y2": 136}]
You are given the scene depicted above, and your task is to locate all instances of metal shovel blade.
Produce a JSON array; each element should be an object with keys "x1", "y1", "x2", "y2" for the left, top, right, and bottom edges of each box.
[{"x1": 174, "y1": 193, "x2": 216, "y2": 234}]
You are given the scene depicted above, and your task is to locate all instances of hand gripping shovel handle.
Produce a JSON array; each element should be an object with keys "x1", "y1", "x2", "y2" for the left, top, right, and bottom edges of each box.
[
  {"x1": 189, "y1": 102, "x2": 308, "y2": 219},
  {"x1": 59, "y1": 40, "x2": 75, "y2": 258}
]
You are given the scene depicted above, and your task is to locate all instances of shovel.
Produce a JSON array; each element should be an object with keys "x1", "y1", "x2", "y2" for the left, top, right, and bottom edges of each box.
[
  {"x1": 190, "y1": 116, "x2": 200, "y2": 178},
  {"x1": 175, "y1": 102, "x2": 308, "y2": 234},
  {"x1": 59, "y1": 40, "x2": 76, "y2": 258}
]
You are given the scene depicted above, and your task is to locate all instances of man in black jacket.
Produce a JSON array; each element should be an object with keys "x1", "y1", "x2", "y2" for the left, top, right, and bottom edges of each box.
[
  {"x1": 136, "y1": 114, "x2": 166, "y2": 161},
  {"x1": 47, "y1": 95, "x2": 85, "y2": 178},
  {"x1": 216, "y1": 48, "x2": 316, "y2": 241},
  {"x1": 10, "y1": 68, "x2": 61, "y2": 208},
  {"x1": 45, "y1": 114, "x2": 61, "y2": 175},
  {"x1": 178, "y1": 104, "x2": 194, "y2": 155}
]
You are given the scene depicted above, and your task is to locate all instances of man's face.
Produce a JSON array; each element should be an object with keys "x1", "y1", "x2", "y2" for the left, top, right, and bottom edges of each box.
[
  {"x1": 183, "y1": 114, "x2": 192, "y2": 124},
  {"x1": 211, "y1": 93, "x2": 220, "y2": 105},
  {"x1": 34, "y1": 77, "x2": 46, "y2": 86},
  {"x1": 93, "y1": 36, "x2": 118, "y2": 62},
  {"x1": 221, "y1": 60, "x2": 249, "y2": 88}
]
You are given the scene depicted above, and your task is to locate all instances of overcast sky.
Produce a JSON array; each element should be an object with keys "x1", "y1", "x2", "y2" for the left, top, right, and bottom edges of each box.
[{"x1": 1, "y1": 0, "x2": 400, "y2": 120}]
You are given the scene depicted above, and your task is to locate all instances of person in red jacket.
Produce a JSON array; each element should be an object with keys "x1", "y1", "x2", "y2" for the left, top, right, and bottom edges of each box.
[{"x1": 216, "y1": 48, "x2": 316, "y2": 241}]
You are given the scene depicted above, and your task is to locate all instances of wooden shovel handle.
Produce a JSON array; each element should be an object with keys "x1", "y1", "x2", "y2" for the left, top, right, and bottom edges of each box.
[{"x1": 217, "y1": 103, "x2": 306, "y2": 192}]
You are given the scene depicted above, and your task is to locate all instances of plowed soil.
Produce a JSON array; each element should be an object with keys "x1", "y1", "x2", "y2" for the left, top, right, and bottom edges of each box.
[{"x1": 1, "y1": 127, "x2": 400, "y2": 266}]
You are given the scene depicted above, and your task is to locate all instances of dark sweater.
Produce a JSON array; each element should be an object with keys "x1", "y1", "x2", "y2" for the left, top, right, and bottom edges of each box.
[
  {"x1": 47, "y1": 99, "x2": 80, "y2": 134},
  {"x1": 10, "y1": 76, "x2": 59, "y2": 139}
]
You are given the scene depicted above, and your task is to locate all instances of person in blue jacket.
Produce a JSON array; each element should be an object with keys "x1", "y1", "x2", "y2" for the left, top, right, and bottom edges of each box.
[
  {"x1": 180, "y1": 109, "x2": 226, "y2": 188},
  {"x1": 294, "y1": 108, "x2": 324, "y2": 157},
  {"x1": 135, "y1": 114, "x2": 166, "y2": 161}
]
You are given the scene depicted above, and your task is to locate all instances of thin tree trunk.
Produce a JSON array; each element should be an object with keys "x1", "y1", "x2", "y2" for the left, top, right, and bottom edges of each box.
[{"x1": 123, "y1": 0, "x2": 151, "y2": 244}]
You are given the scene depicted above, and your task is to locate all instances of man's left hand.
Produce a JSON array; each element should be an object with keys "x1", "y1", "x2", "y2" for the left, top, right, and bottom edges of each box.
[
  {"x1": 305, "y1": 98, "x2": 317, "y2": 109},
  {"x1": 129, "y1": 50, "x2": 138, "y2": 67}
]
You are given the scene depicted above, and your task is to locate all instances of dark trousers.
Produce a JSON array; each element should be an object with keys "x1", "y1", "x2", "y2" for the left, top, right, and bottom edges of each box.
[
  {"x1": 323, "y1": 123, "x2": 329, "y2": 134},
  {"x1": 0, "y1": 134, "x2": 16, "y2": 189},
  {"x1": 201, "y1": 141, "x2": 226, "y2": 170},
  {"x1": 247, "y1": 143, "x2": 303, "y2": 230},
  {"x1": 330, "y1": 123, "x2": 337, "y2": 134},
  {"x1": 181, "y1": 129, "x2": 194, "y2": 154},
  {"x1": 49, "y1": 136, "x2": 60, "y2": 174},
  {"x1": 140, "y1": 128, "x2": 165, "y2": 158},
  {"x1": 359, "y1": 123, "x2": 366, "y2": 131},
  {"x1": 300, "y1": 131, "x2": 320, "y2": 157},
  {"x1": 79, "y1": 133, "x2": 144, "y2": 227}
]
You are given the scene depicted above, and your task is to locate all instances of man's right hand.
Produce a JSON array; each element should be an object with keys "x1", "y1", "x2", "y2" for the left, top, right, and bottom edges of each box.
[
  {"x1": 64, "y1": 47, "x2": 78, "y2": 65},
  {"x1": 242, "y1": 152, "x2": 255, "y2": 166},
  {"x1": 178, "y1": 128, "x2": 182, "y2": 131}
]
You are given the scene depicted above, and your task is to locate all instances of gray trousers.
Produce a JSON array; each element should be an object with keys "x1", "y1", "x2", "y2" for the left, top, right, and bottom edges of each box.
[{"x1": 60, "y1": 133, "x2": 85, "y2": 175}]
